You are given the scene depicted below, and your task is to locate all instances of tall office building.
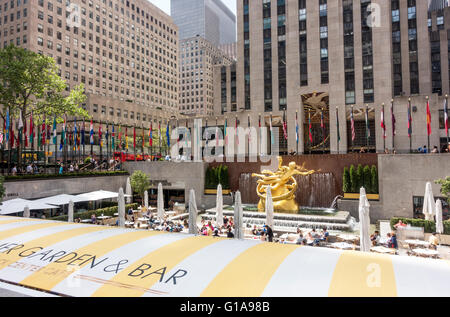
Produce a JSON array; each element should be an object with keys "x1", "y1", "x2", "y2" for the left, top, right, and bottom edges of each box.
[
  {"x1": 207, "y1": 0, "x2": 450, "y2": 155},
  {"x1": 0, "y1": 0, "x2": 180, "y2": 132},
  {"x1": 179, "y1": 35, "x2": 234, "y2": 117},
  {"x1": 171, "y1": 0, "x2": 236, "y2": 46}
]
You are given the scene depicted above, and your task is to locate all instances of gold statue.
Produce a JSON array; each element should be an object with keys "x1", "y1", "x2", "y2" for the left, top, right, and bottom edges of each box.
[{"x1": 252, "y1": 157, "x2": 316, "y2": 212}]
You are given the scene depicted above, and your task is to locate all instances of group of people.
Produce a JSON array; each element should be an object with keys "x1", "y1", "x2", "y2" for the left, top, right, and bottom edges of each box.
[{"x1": 370, "y1": 231, "x2": 398, "y2": 249}]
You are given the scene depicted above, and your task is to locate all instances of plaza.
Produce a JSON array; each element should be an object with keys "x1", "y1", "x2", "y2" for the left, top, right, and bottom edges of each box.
[{"x1": 0, "y1": 0, "x2": 450, "y2": 300}]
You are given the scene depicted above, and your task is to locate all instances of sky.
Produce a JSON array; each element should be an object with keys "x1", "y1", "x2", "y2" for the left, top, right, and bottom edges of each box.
[{"x1": 148, "y1": 0, "x2": 237, "y2": 15}]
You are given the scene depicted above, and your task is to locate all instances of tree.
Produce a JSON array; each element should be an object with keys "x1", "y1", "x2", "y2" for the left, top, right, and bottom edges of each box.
[
  {"x1": 0, "y1": 176, "x2": 5, "y2": 203},
  {"x1": 371, "y1": 165, "x2": 379, "y2": 194},
  {"x1": 363, "y1": 165, "x2": 371, "y2": 193},
  {"x1": 130, "y1": 170, "x2": 150, "y2": 203},
  {"x1": 0, "y1": 45, "x2": 88, "y2": 167},
  {"x1": 343, "y1": 167, "x2": 351, "y2": 193},
  {"x1": 436, "y1": 177, "x2": 450, "y2": 202},
  {"x1": 356, "y1": 164, "x2": 364, "y2": 191},
  {"x1": 349, "y1": 165, "x2": 358, "y2": 193}
]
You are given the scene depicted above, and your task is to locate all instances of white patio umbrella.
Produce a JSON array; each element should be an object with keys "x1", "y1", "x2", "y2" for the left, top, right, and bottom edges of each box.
[
  {"x1": 359, "y1": 187, "x2": 371, "y2": 253},
  {"x1": 188, "y1": 189, "x2": 198, "y2": 235},
  {"x1": 118, "y1": 187, "x2": 125, "y2": 228},
  {"x1": 436, "y1": 199, "x2": 444, "y2": 235},
  {"x1": 234, "y1": 191, "x2": 243, "y2": 240},
  {"x1": 265, "y1": 186, "x2": 274, "y2": 230},
  {"x1": 423, "y1": 182, "x2": 435, "y2": 221},
  {"x1": 68, "y1": 200, "x2": 74, "y2": 223},
  {"x1": 23, "y1": 206, "x2": 30, "y2": 218},
  {"x1": 126, "y1": 177, "x2": 132, "y2": 204},
  {"x1": 216, "y1": 184, "x2": 224, "y2": 227},
  {"x1": 157, "y1": 183, "x2": 164, "y2": 221},
  {"x1": 144, "y1": 190, "x2": 149, "y2": 209}
]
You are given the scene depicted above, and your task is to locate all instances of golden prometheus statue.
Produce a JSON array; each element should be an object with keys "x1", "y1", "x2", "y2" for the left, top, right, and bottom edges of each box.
[{"x1": 252, "y1": 157, "x2": 316, "y2": 212}]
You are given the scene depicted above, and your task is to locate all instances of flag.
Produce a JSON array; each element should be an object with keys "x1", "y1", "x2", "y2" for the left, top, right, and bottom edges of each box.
[
  {"x1": 295, "y1": 111, "x2": 299, "y2": 145},
  {"x1": 247, "y1": 115, "x2": 251, "y2": 144},
  {"x1": 118, "y1": 124, "x2": 122, "y2": 150},
  {"x1": 365, "y1": 106, "x2": 370, "y2": 140},
  {"x1": 445, "y1": 97, "x2": 449, "y2": 136},
  {"x1": 282, "y1": 110, "x2": 288, "y2": 140},
  {"x1": 407, "y1": 101, "x2": 413, "y2": 138},
  {"x1": 29, "y1": 113, "x2": 34, "y2": 146},
  {"x1": 106, "y1": 122, "x2": 109, "y2": 149},
  {"x1": 24, "y1": 114, "x2": 28, "y2": 147},
  {"x1": 321, "y1": 110, "x2": 325, "y2": 144},
  {"x1": 166, "y1": 122, "x2": 170, "y2": 147},
  {"x1": 391, "y1": 101, "x2": 396, "y2": 137},
  {"x1": 90, "y1": 120, "x2": 94, "y2": 145},
  {"x1": 46, "y1": 123, "x2": 51, "y2": 145},
  {"x1": 52, "y1": 118, "x2": 57, "y2": 145},
  {"x1": 10, "y1": 119, "x2": 15, "y2": 148},
  {"x1": 81, "y1": 121, "x2": 85, "y2": 146},
  {"x1": 133, "y1": 125, "x2": 136, "y2": 150},
  {"x1": 235, "y1": 117, "x2": 239, "y2": 145},
  {"x1": 149, "y1": 123, "x2": 153, "y2": 147},
  {"x1": 18, "y1": 111, "x2": 24, "y2": 147},
  {"x1": 426, "y1": 99, "x2": 432, "y2": 136},
  {"x1": 141, "y1": 125, "x2": 145, "y2": 150},
  {"x1": 351, "y1": 107, "x2": 356, "y2": 142},
  {"x1": 336, "y1": 107, "x2": 341, "y2": 143},
  {"x1": 5, "y1": 110, "x2": 9, "y2": 143},
  {"x1": 269, "y1": 115, "x2": 274, "y2": 145},
  {"x1": 224, "y1": 118, "x2": 228, "y2": 146},
  {"x1": 112, "y1": 124, "x2": 115, "y2": 150},
  {"x1": 41, "y1": 117, "x2": 46, "y2": 146},
  {"x1": 125, "y1": 127, "x2": 129, "y2": 150},
  {"x1": 59, "y1": 118, "x2": 65, "y2": 151},
  {"x1": 215, "y1": 119, "x2": 219, "y2": 147},
  {"x1": 99, "y1": 122, "x2": 103, "y2": 147},
  {"x1": 73, "y1": 119, "x2": 77, "y2": 150},
  {"x1": 381, "y1": 105, "x2": 386, "y2": 139},
  {"x1": 308, "y1": 111, "x2": 313, "y2": 144}
]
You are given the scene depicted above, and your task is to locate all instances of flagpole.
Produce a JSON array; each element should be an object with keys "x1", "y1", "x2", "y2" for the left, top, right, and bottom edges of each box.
[
  {"x1": 351, "y1": 105, "x2": 354, "y2": 153},
  {"x1": 382, "y1": 103, "x2": 386, "y2": 152},
  {"x1": 322, "y1": 108, "x2": 325, "y2": 154},
  {"x1": 446, "y1": 94, "x2": 449, "y2": 145},
  {"x1": 426, "y1": 96, "x2": 430, "y2": 152},
  {"x1": 296, "y1": 110, "x2": 299, "y2": 154},
  {"x1": 336, "y1": 106, "x2": 340, "y2": 154},
  {"x1": 409, "y1": 98, "x2": 412, "y2": 154},
  {"x1": 391, "y1": 99, "x2": 395, "y2": 151}
]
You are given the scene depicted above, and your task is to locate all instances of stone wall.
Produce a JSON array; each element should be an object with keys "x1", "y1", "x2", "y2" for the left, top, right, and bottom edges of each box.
[{"x1": 3, "y1": 175, "x2": 129, "y2": 201}]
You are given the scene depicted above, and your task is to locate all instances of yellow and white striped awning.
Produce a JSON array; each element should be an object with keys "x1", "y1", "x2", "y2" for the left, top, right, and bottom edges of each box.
[{"x1": 0, "y1": 216, "x2": 449, "y2": 297}]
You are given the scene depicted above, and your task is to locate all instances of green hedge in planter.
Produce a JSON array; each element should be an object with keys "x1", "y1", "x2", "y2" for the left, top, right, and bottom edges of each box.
[
  {"x1": 205, "y1": 165, "x2": 230, "y2": 190},
  {"x1": 50, "y1": 203, "x2": 139, "y2": 222},
  {"x1": 344, "y1": 164, "x2": 379, "y2": 194},
  {"x1": 390, "y1": 217, "x2": 450, "y2": 235}
]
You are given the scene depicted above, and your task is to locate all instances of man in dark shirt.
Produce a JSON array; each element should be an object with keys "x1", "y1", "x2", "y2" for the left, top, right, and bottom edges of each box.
[{"x1": 265, "y1": 225, "x2": 274, "y2": 242}]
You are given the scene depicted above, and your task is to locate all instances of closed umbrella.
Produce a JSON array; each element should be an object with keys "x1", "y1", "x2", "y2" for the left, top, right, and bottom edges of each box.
[
  {"x1": 157, "y1": 183, "x2": 164, "y2": 221},
  {"x1": 118, "y1": 187, "x2": 125, "y2": 228},
  {"x1": 436, "y1": 199, "x2": 444, "y2": 235},
  {"x1": 234, "y1": 191, "x2": 243, "y2": 240},
  {"x1": 359, "y1": 187, "x2": 371, "y2": 252},
  {"x1": 423, "y1": 182, "x2": 435, "y2": 221},
  {"x1": 68, "y1": 200, "x2": 74, "y2": 223},
  {"x1": 216, "y1": 184, "x2": 224, "y2": 227},
  {"x1": 23, "y1": 206, "x2": 30, "y2": 218},
  {"x1": 188, "y1": 189, "x2": 198, "y2": 235},
  {"x1": 144, "y1": 190, "x2": 149, "y2": 209},
  {"x1": 265, "y1": 186, "x2": 274, "y2": 230},
  {"x1": 126, "y1": 177, "x2": 132, "y2": 204}
]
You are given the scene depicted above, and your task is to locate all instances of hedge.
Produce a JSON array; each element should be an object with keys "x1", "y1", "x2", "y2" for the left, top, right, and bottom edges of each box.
[
  {"x1": 49, "y1": 203, "x2": 139, "y2": 222},
  {"x1": 205, "y1": 165, "x2": 230, "y2": 189},
  {"x1": 344, "y1": 164, "x2": 379, "y2": 194},
  {"x1": 390, "y1": 217, "x2": 450, "y2": 235},
  {"x1": 5, "y1": 170, "x2": 129, "y2": 181}
]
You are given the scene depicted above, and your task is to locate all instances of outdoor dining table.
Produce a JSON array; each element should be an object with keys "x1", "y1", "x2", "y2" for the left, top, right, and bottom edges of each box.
[
  {"x1": 330, "y1": 242, "x2": 355, "y2": 250},
  {"x1": 405, "y1": 239, "x2": 431, "y2": 248},
  {"x1": 124, "y1": 221, "x2": 134, "y2": 228},
  {"x1": 410, "y1": 248, "x2": 439, "y2": 259},
  {"x1": 371, "y1": 246, "x2": 396, "y2": 255},
  {"x1": 81, "y1": 219, "x2": 92, "y2": 223}
]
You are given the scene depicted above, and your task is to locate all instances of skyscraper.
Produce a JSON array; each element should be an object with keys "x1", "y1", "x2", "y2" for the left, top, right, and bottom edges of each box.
[{"x1": 171, "y1": 0, "x2": 236, "y2": 46}]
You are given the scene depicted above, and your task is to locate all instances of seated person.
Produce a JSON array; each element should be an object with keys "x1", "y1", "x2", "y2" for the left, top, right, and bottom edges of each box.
[
  {"x1": 321, "y1": 228, "x2": 330, "y2": 242},
  {"x1": 428, "y1": 233, "x2": 439, "y2": 250},
  {"x1": 370, "y1": 231, "x2": 381, "y2": 246},
  {"x1": 388, "y1": 232, "x2": 398, "y2": 249},
  {"x1": 227, "y1": 227, "x2": 234, "y2": 239},
  {"x1": 394, "y1": 220, "x2": 407, "y2": 229},
  {"x1": 251, "y1": 225, "x2": 259, "y2": 236},
  {"x1": 90, "y1": 214, "x2": 97, "y2": 224}
]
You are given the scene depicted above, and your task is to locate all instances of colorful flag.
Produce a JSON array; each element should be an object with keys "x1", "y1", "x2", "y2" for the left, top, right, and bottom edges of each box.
[
  {"x1": 5, "y1": 110, "x2": 9, "y2": 143},
  {"x1": 308, "y1": 111, "x2": 313, "y2": 144},
  {"x1": 125, "y1": 127, "x2": 129, "y2": 150},
  {"x1": 106, "y1": 122, "x2": 109, "y2": 149},
  {"x1": 381, "y1": 105, "x2": 386, "y2": 139},
  {"x1": 133, "y1": 125, "x2": 136, "y2": 150},
  {"x1": 426, "y1": 99, "x2": 432, "y2": 136},
  {"x1": 29, "y1": 113, "x2": 34, "y2": 146},
  {"x1": 407, "y1": 101, "x2": 413, "y2": 138},
  {"x1": 46, "y1": 123, "x2": 51, "y2": 145},
  {"x1": 90, "y1": 120, "x2": 94, "y2": 145},
  {"x1": 391, "y1": 101, "x2": 396, "y2": 137},
  {"x1": 365, "y1": 105, "x2": 370, "y2": 140},
  {"x1": 73, "y1": 119, "x2": 77, "y2": 150},
  {"x1": 235, "y1": 117, "x2": 239, "y2": 145},
  {"x1": 149, "y1": 122, "x2": 153, "y2": 147},
  {"x1": 41, "y1": 117, "x2": 46, "y2": 146},
  {"x1": 269, "y1": 115, "x2": 274, "y2": 145},
  {"x1": 321, "y1": 110, "x2": 325, "y2": 144},
  {"x1": 18, "y1": 111, "x2": 24, "y2": 147},
  {"x1": 224, "y1": 118, "x2": 228, "y2": 146},
  {"x1": 166, "y1": 121, "x2": 170, "y2": 147},
  {"x1": 112, "y1": 124, "x2": 115, "y2": 150},
  {"x1": 282, "y1": 110, "x2": 288, "y2": 140},
  {"x1": 141, "y1": 125, "x2": 145, "y2": 150},
  {"x1": 99, "y1": 122, "x2": 103, "y2": 147},
  {"x1": 24, "y1": 114, "x2": 28, "y2": 147},
  {"x1": 118, "y1": 124, "x2": 122, "y2": 150},
  {"x1": 351, "y1": 107, "x2": 356, "y2": 142},
  {"x1": 445, "y1": 97, "x2": 449, "y2": 136},
  {"x1": 295, "y1": 111, "x2": 299, "y2": 145},
  {"x1": 52, "y1": 118, "x2": 57, "y2": 145}
]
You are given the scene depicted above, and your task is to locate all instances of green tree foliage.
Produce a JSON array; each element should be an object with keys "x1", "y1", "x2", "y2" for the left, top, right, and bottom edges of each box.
[
  {"x1": 349, "y1": 165, "x2": 358, "y2": 193},
  {"x1": 356, "y1": 164, "x2": 364, "y2": 191},
  {"x1": 130, "y1": 170, "x2": 150, "y2": 202},
  {"x1": 0, "y1": 176, "x2": 5, "y2": 203},
  {"x1": 363, "y1": 165, "x2": 371, "y2": 192},
  {"x1": 205, "y1": 165, "x2": 230, "y2": 190},
  {"x1": 0, "y1": 45, "x2": 88, "y2": 165},
  {"x1": 343, "y1": 167, "x2": 351, "y2": 193},
  {"x1": 371, "y1": 165, "x2": 379, "y2": 194},
  {"x1": 436, "y1": 176, "x2": 450, "y2": 202}
]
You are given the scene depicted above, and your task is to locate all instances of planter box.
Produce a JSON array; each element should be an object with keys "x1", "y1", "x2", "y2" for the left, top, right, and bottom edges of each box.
[
  {"x1": 204, "y1": 189, "x2": 231, "y2": 195},
  {"x1": 343, "y1": 193, "x2": 380, "y2": 201}
]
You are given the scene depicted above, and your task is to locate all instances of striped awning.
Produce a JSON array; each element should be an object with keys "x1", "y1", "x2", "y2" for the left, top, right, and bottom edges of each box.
[{"x1": 0, "y1": 216, "x2": 449, "y2": 297}]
